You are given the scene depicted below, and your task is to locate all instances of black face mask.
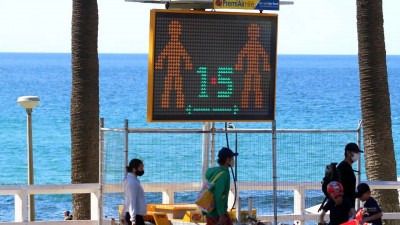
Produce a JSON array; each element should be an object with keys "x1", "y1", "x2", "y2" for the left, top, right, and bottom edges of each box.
[{"x1": 135, "y1": 170, "x2": 144, "y2": 176}]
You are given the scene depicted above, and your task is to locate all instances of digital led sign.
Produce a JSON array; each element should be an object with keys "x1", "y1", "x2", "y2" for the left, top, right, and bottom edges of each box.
[{"x1": 148, "y1": 10, "x2": 278, "y2": 122}]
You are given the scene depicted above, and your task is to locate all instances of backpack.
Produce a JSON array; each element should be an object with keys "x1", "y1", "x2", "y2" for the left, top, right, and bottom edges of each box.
[
  {"x1": 321, "y1": 162, "x2": 339, "y2": 199},
  {"x1": 318, "y1": 162, "x2": 339, "y2": 212}
]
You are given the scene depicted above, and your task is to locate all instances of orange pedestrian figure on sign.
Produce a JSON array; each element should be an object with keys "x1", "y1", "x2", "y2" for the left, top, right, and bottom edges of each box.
[
  {"x1": 235, "y1": 24, "x2": 270, "y2": 109},
  {"x1": 155, "y1": 20, "x2": 193, "y2": 108}
]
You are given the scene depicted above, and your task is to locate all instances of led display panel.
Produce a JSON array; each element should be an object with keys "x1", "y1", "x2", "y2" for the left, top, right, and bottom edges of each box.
[{"x1": 148, "y1": 10, "x2": 277, "y2": 121}]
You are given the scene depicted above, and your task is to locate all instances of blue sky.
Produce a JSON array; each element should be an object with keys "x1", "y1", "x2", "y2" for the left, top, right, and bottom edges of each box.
[{"x1": 0, "y1": 0, "x2": 399, "y2": 54}]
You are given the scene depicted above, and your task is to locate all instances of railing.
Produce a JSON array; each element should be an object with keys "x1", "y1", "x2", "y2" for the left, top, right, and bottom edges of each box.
[
  {"x1": 1, "y1": 181, "x2": 400, "y2": 225},
  {"x1": 0, "y1": 183, "x2": 99, "y2": 225}
]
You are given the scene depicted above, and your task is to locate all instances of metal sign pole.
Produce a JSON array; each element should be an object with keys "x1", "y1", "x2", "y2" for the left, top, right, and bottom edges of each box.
[
  {"x1": 272, "y1": 120, "x2": 277, "y2": 225},
  {"x1": 98, "y1": 118, "x2": 105, "y2": 225},
  {"x1": 356, "y1": 120, "x2": 363, "y2": 210},
  {"x1": 202, "y1": 122, "x2": 211, "y2": 183},
  {"x1": 124, "y1": 119, "x2": 129, "y2": 178},
  {"x1": 211, "y1": 122, "x2": 216, "y2": 167}
]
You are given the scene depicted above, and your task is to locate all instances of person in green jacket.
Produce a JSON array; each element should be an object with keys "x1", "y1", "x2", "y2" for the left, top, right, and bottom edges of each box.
[{"x1": 204, "y1": 147, "x2": 238, "y2": 225}]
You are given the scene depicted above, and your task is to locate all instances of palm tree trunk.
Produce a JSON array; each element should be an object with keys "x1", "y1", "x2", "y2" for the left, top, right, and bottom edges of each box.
[
  {"x1": 71, "y1": 0, "x2": 99, "y2": 220},
  {"x1": 356, "y1": 1, "x2": 399, "y2": 224}
]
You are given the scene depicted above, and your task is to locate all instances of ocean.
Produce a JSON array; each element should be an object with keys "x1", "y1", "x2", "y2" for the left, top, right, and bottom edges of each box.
[{"x1": 0, "y1": 53, "x2": 399, "y2": 221}]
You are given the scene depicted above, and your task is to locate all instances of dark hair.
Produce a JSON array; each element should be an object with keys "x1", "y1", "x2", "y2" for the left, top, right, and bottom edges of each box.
[
  {"x1": 344, "y1": 148, "x2": 353, "y2": 157},
  {"x1": 344, "y1": 142, "x2": 361, "y2": 157},
  {"x1": 217, "y1": 156, "x2": 229, "y2": 165},
  {"x1": 344, "y1": 148, "x2": 354, "y2": 157},
  {"x1": 127, "y1": 158, "x2": 143, "y2": 173},
  {"x1": 217, "y1": 147, "x2": 238, "y2": 165}
]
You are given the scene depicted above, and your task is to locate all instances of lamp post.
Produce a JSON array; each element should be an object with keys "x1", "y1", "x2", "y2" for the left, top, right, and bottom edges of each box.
[{"x1": 17, "y1": 96, "x2": 40, "y2": 222}]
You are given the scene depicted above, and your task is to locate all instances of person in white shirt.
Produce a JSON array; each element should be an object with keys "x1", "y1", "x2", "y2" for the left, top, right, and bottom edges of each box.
[{"x1": 123, "y1": 158, "x2": 147, "y2": 225}]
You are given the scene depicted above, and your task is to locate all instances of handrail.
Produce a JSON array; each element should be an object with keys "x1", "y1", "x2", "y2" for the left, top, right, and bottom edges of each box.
[
  {"x1": 1, "y1": 181, "x2": 399, "y2": 224},
  {"x1": 0, "y1": 183, "x2": 99, "y2": 223},
  {"x1": 0, "y1": 183, "x2": 98, "y2": 195},
  {"x1": 100, "y1": 128, "x2": 360, "y2": 134}
]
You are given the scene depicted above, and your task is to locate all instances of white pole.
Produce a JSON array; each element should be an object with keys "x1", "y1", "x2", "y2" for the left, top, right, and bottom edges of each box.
[
  {"x1": 27, "y1": 108, "x2": 35, "y2": 221},
  {"x1": 236, "y1": 197, "x2": 241, "y2": 225},
  {"x1": 248, "y1": 196, "x2": 253, "y2": 217},
  {"x1": 17, "y1": 96, "x2": 40, "y2": 222}
]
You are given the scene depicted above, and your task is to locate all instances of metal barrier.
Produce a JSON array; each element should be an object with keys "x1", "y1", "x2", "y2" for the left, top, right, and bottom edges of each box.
[{"x1": 99, "y1": 119, "x2": 370, "y2": 225}]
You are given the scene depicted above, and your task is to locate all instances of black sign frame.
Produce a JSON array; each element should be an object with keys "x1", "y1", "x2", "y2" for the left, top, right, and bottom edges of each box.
[{"x1": 148, "y1": 10, "x2": 278, "y2": 122}]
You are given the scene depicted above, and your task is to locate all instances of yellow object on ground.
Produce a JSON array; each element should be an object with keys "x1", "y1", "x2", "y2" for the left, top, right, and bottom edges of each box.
[
  {"x1": 118, "y1": 205, "x2": 167, "y2": 223},
  {"x1": 182, "y1": 211, "x2": 205, "y2": 223},
  {"x1": 119, "y1": 205, "x2": 124, "y2": 217},
  {"x1": 153, "y1": 212, "x2": 171, "y2": 225},
  {"x1": 228, "y1": 209, "x2": 257, "y2": 222},
  {"x1": 147, "y1": 204, "x2": 198, "y2": 220}
]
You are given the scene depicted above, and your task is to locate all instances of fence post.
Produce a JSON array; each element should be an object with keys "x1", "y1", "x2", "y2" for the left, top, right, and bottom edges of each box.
[
  {"x1": 356, "y1": 120, "x2": 362, "y2": 210},
  {"x1": 202, "y1": 122, "x2": 210, "y2": 183},
  {"x1": 124, "y1": 119, "x2": 129, "y2": 178},
  {"x1": 98, "y1": 118, "x2": 105, "y2": 225},
  {"x1": 211, "y1": 122, "x2": 216, "y2": 167},
  {"x1": 162, "y1": 190, "x2": 174, "y2": 204},
  {"x1": 91, "y1": 192, "x2": 100, "y2": 220},
  {"x1": 236, "y1": 197, "x2": 241, "y2": 225},
  {"x1": 15, "y1": 191, "x2": 27, "y2": 222},
  {"x1": 272, "y1": 120, "x2": 277, "y2": 225},
  {"x1": 293, "y1": 186, "x2": 305, "y2": 225}
]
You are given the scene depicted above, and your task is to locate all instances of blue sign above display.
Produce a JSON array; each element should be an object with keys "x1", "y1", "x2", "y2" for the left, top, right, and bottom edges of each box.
[{"x1": 255, "y1": 0, "x2": 279, "y2": 10}]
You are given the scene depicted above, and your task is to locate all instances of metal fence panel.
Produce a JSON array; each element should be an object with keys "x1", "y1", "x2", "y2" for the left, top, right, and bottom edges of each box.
[{"x1": 100, "y1": 123, "x2": 360, "y2": 224}]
